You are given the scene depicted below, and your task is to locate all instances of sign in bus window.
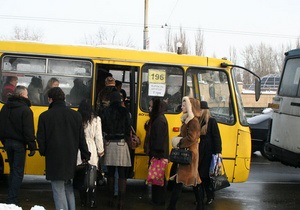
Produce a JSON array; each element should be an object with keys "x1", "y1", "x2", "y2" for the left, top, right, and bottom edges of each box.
[
  {"x1": 141, "y1": 65, "x2": 183, "y2": 113},
  {"x1": 148, "y1": 69, "x2": 166, "y2": 83},
  {"x1": 148, "y1": 69, "x2": 166, "y2": 97}
]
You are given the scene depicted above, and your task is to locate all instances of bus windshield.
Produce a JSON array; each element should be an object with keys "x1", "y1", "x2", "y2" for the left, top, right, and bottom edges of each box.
[
  {"x1": 232, "y1": 67, "x2": 248, "y2": 126},
  {"x1": 187, "y1": 67, "x2": 234, "y2": 125}
]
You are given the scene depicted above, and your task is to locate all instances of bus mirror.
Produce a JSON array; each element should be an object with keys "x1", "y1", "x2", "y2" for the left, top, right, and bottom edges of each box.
[{"x1": 255, "y1": 78, "x2": 261, "y2": 101}]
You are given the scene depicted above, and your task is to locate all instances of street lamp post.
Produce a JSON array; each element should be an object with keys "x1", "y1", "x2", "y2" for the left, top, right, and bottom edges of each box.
[{"x1": 143, "y1": 0, "x2": 149, "y2": 50}]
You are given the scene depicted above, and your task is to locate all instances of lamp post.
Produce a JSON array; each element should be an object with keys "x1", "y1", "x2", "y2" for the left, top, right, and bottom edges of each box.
[{"x1": 143, "y1": 0, "x2": 149, "y2": 50}]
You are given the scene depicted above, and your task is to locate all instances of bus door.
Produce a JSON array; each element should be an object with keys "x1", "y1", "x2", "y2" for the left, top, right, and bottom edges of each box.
[
  {"x1": 186, "y1": 67, "x2": 237, "y2": 181},
  {"x1": 95, "y1": 64, "x2": 139, "y2": 123},
  {"x1": 95, "y1": 63, "x2": 139, "y2": 177},
  {"x1": 135, "y1": 64, "x2": 184, "y2": 179}
]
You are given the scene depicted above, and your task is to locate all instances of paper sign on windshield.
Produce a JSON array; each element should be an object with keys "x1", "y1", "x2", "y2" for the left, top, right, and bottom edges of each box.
[{"x1": 148, "y1": 69, "x2": 166, "y2": 97}]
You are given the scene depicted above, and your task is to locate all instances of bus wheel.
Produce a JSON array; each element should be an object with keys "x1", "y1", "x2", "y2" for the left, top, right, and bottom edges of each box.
[{"x1": 261, "y1": 143, "x2": 277, "y2": 161}]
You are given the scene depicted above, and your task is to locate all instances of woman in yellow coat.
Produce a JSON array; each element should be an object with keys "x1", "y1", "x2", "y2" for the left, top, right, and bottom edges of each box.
[{"x1": 167, "y1": 96, "x2": 204, "y2": 210}]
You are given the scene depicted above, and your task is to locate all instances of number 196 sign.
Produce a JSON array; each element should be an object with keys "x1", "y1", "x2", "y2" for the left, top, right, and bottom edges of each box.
[
  {"x1": 148, "y1": 69, "x2": 166, "y2": 97},
  {"x1": 148, "y1": 69, "x2": 166, "y2": 83}
]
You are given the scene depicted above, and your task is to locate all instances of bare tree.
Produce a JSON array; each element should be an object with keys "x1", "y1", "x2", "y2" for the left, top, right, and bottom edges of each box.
[
  {"x1": 229, "y1": 46, "x2": 238, "y2": 64},
  {"x1": 174, "y1": 27, "x2": 189, "y2": 54},
  {"x1": 10, "y1": 26, "x2": 43, "y2": 41},
  {"x1": 164, "y1": 27, "x2": 174, "y2": 52},
  {"x1": 242, "y1": 43, "x2": 281, "y2": 76},
  {"x1": 84, "y1": 27, "x2": 135, "y2": 48},
  {"x1": 195, "y1": 28, "x2": 204, "y2": 56},
  {"x1": 241, "y1": 43, "x2": 288, "y2": 88},
  {"x1": 296, "y1": 35, "x2": 300, "y2": 49},
  {"x1": 229, "y1": 46, "x2": 242, "y2": 82},
  {"x1": 164, "y1": 26, "x2": 190, "y2": 54}
]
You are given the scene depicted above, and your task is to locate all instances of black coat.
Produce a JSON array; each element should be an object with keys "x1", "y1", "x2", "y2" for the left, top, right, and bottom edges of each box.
[
  {"x1": 101, "y1": 102, "x2": 131, "y2": 138},
  {"x1": 0, "y1": 96, "x2": 36, "y2": 150},
  {"x1": 198, "y1": 117, "x2": 222, "y2": 178},
  {"x1": 37, "y1": 101, "x2": 90, "y2": 181},
  {"x1": 149, "y1": 114, "x2": 169, "y2": 159}
]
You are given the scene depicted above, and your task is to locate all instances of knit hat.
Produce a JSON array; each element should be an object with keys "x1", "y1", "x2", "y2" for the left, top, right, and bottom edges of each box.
[{"x1": 105, "y1": 76, "x2": 115, "y2": 86}]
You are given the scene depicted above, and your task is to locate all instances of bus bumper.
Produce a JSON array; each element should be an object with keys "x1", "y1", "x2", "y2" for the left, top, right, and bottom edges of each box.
[{"x1": 265, "y1": 143, "x2": 300, "y2": 168}]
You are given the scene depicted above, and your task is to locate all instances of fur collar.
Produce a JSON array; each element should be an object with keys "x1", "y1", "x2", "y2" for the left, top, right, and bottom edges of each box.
[{"x1": 180, "y1": 96, "x2": 194, "y2": 124}]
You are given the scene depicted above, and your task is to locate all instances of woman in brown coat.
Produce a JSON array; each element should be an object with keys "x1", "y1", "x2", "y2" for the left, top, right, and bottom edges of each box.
[{"x1": 167, "y1": 96, "x2": 204, "y2": 210}]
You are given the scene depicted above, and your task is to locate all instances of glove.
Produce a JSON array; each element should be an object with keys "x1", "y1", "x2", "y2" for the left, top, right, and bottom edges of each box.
[{"x1": 28, "y1": 150, "x2": 36, "y2": 157}]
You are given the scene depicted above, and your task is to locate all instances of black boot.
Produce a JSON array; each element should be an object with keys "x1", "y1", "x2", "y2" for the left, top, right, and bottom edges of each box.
[
  {"x1": 89, "y1": 189, "x2": 97, "y2": 208},
  {"x1": 118, "y1": 178, "x2": 127, "y2": 210},
  {"x1": 79, "y1": 189, "x2": 87, "y2": 207},
  {"x1": 203, "y1": 177, "x2": 214, "y2": 205},
  {"x1": 167, "y1": 183, "x2": 183, "y2": 210},
  {"x1": 107, "y1": 177, "x2": 115, "y2": 207},
  {"x1": 193, "y1": 184, "x2": 204, "y2": 210}
]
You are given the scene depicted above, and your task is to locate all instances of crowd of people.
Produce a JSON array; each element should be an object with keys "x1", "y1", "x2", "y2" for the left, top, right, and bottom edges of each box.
[{"x1": 0, "y1": 74, "x2": 222, "y2": 210}]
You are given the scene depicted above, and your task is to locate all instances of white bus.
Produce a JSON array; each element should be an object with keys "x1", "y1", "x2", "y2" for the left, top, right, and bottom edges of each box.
[{"x1": 265, "y1": 48, "x2": 300, "y2": 167}]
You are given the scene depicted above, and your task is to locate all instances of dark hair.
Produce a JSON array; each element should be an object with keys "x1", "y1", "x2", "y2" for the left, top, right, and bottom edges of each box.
[
  {"x1": 110, "y1": 90, "x2": 122, "y2": 104},
  {"x1": 149, "y1": 97, "x2": 166, "y2": 121},
  {"x1": 78, "y1": 99, "x2": 95, "y2": 125},
  {"x1": 74, "y1": 78, "x2": 83, "y2": 86},
  {"x1": 6, "y1": 76, "x2": 18, "y2": 84},
  {"x1": 48, "y1": 87, "x2": 65, "y2": 102},
  {"x1": 30, "y1": 76, "x2": 43, "y2": 88},
  {"x1": 115, "y1": 80, "x2": 122, "y2": 87}
]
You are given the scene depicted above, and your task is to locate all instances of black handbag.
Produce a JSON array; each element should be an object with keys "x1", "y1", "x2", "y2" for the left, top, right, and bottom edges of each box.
[
  {"x1": 73, "y1": 163, "x2": 97, "y2": 190},
  {"x1": 169, "y1": 148, "x2": 192, "y2": 165},
  {"x1": 210, "y1": 159, "x2": 230, "y2": 191}
]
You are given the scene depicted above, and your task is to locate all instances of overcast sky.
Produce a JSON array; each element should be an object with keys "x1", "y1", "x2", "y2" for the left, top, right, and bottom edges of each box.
[{"x1": 1, "y1": 0, "x2": 300, "y2": 62}]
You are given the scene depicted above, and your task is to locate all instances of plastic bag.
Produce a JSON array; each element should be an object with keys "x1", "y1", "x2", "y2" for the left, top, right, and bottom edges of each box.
[{"x1": 146, "y1": 157, "x2": 168, "y2": 186}]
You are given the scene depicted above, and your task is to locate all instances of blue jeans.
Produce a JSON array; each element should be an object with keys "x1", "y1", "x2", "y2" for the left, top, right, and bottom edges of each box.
[
  {"x1": 51, "y1": 180, "x2": 75, "y2": 210},
  {"x1": 4, "y1": 139, "x2": 26, "y2": 204}
]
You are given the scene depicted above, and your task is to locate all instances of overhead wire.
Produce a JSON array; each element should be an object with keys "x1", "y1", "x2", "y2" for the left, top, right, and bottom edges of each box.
[{"x1": 0, "y1": 14, "x2": 298, "y2": 40}]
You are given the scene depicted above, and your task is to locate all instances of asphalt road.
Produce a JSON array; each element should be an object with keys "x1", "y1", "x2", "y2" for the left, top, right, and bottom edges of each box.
[{"x1": 1, "y1": 152, "x2": 300, "y2": 210}]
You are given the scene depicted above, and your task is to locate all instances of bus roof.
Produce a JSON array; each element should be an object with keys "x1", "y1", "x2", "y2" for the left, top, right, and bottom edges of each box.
[
  {"x1": 0, "y1": 40, "x2": 232, "y2": 68},
  {"x1": 285, "y1": 48, "x2": 300, "y2": 57}
]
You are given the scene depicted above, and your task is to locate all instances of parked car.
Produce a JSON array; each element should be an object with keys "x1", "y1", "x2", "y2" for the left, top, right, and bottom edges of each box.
[{"x1": 247, "y1": 108, "x2": 274, "y2": 159}]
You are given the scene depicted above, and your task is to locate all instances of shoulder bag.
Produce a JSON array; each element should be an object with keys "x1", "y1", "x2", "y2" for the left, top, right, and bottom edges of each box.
[
  {"x1": 210, "y1": 155, "x2": 230, "y2": 191},
  {"x1": 73, "y1": 163, "x2": 97, "y2": 190},
  {"x1": 127, "y1": 126, "x2": 141, "y2": 150},
  {"x1": 169, "y1": 148, "x2": 192, "y2": 165}
]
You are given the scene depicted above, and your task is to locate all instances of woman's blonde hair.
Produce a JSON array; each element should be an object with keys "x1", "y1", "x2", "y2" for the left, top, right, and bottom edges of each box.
[
  {"x1": 199, "y1": 108, "x2": 211, "y2": 135},
  {"x1": 190, "y1": 98, "x2": 201, "y2": 118}
]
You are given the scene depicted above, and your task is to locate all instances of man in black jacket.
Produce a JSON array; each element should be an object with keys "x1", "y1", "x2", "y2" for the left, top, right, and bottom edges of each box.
[
  {"x1": 37, "y1": 87, "x2": 90, "y2": 210},
  {"x1": 0, "y1": 85, "x2": 37, "y2": 204}
]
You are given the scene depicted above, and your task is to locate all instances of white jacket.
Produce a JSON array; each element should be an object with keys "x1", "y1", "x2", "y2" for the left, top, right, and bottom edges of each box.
[{"x1": 77, "y1": 116, "x2": 104, "y2": 168}]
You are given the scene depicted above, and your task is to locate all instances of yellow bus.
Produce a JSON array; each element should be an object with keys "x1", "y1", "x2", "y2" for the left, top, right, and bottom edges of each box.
[{"x1": 0, "y1": 41, "x2": 260, "y2": 183}]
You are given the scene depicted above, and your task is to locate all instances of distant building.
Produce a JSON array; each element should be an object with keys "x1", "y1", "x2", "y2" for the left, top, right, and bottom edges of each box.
[{"x1": 249, "y1": 74, "x2": 281, "y2": 92}]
